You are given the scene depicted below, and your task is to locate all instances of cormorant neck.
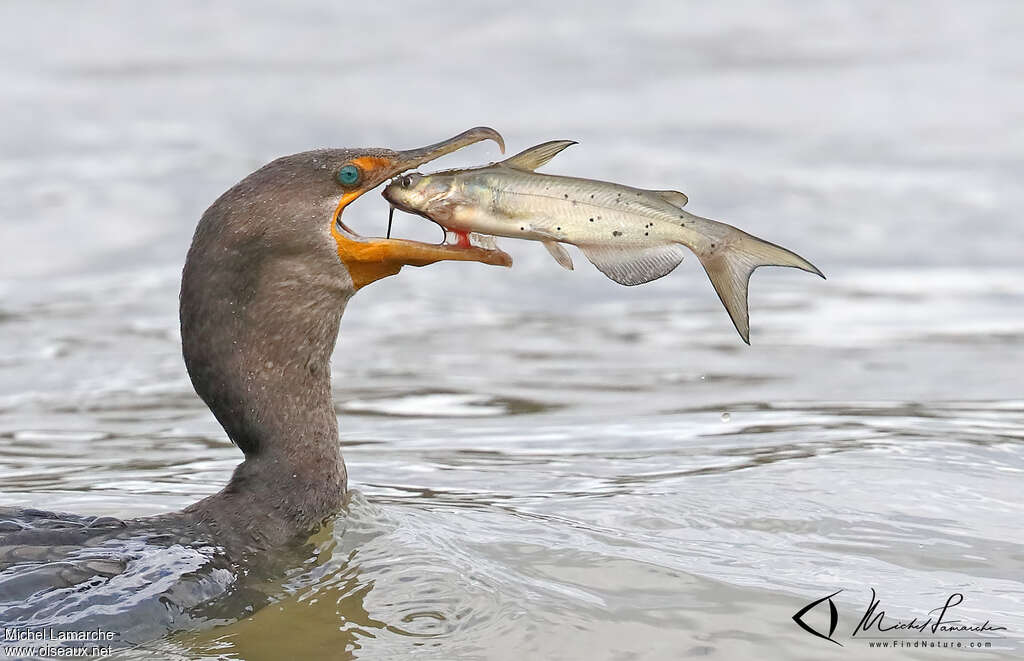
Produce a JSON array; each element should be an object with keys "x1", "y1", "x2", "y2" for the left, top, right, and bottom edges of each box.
[{"x1": 178, "y1": 228, "x2": 354, "y2": 544}]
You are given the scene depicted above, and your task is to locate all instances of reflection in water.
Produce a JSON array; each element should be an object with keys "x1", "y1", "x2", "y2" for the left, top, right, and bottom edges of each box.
[{"x1": 171, "y1": 494, "x2": 834, "y2": 660}]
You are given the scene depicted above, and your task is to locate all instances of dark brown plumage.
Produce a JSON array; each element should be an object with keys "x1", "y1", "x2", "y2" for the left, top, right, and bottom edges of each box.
[{"x1": 0, "y1": 128, "x2": 509, "y2": 638}]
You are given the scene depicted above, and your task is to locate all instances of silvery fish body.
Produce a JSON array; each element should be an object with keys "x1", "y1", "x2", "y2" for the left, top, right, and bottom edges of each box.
[{"x1": 383, "y1": 141, "x2": 823, "y2": 343}]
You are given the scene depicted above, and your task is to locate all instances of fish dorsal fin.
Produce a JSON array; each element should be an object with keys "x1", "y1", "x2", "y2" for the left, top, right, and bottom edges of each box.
[
  {"x1": 543, "y1": 240, "x2": 574, "y2": 271},
  {"x1": 652, "y1": 190, "x2": 688, "y2": 208},
  {"x1": 578, "y1": 243, "x2": 686, "y2": 286},
  {"x1": 500, "y1": 140, "x2": 577, "y2": 171}
]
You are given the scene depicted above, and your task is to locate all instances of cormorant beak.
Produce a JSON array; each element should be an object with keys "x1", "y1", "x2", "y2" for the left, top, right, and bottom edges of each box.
[{"x1": 330, "y1": 127, "x2": 511, "y2": 290}]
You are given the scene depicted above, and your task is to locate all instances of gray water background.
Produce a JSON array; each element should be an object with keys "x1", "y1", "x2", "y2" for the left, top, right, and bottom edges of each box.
[{"x1": 0, "y1": 1, "x2": 1021, "y2": 658}]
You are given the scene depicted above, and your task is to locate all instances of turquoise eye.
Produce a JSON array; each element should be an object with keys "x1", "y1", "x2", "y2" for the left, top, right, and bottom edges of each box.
[{"x1": 337, "y1": 164, "x2": 360, "y2": 186}]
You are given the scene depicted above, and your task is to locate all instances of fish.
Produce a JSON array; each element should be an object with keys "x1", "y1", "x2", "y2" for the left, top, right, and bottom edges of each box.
[{"x1": 382, "y1": 140, "x2": 824, "y2": 343}]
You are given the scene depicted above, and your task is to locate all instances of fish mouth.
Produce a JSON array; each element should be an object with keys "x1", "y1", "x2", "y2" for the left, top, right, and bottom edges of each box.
[
  {"x1": 382, "y1": 184, "x2": 502, "y2": 253},
  {"x1": 329, "y1": 127, "x2": 512, "y2": 289}
]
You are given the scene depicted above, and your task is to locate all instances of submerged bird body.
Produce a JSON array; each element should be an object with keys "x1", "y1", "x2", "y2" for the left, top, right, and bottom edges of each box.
[{"x1": 384, "y1": 140, "x2": 824, "y2": 343}]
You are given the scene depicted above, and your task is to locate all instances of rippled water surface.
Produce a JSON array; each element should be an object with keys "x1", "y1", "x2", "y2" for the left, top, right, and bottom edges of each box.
[{"x1": 1, "y1": 1, "x2": 1022, "y2": 658}]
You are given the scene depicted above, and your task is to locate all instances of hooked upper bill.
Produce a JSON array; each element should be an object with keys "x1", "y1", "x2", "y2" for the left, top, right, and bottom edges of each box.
[{"x1": 329, "y1": 127, "x2": 512, "y2": 290}]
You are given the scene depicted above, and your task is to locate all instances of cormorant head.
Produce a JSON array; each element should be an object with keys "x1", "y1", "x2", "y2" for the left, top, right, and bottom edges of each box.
[{"x1": 188, "y1": 127, "x2": 510, "y2": 302}]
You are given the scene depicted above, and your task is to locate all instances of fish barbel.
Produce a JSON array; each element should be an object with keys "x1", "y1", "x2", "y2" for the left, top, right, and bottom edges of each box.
[{"x1": 382, "y1": 140, "x2": 824, "y2": 343}]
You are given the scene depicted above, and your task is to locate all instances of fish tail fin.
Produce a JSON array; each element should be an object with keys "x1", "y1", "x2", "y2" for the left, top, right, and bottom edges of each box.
[{"x1": 693, "y1": 225, "x2": 824, "y2": 344}]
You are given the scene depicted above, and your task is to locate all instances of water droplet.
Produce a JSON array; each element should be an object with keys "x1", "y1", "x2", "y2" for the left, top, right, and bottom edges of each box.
[{"x1": 720, "y1": 412, "x2": 731, "y2": 423}]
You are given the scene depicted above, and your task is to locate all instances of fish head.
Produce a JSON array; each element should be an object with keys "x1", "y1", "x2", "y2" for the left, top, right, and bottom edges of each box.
[{"x1": 382, "y1": 172, "x2": 461, "y2": 224}]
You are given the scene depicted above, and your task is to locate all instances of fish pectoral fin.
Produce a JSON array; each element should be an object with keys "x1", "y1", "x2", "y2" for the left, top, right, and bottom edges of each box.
[
  {"x1": 501, "y1": 140, "x2": 577, "y2": 171},
  {"x1": 543, "y1": 240, "x2": 574, "y2": 271},
  {"x1": 652, "y1": 190, "x2": 689, "y2": 208},
  {"x1": 579, "y1": 243, "x2": 686, "y2": 286}
]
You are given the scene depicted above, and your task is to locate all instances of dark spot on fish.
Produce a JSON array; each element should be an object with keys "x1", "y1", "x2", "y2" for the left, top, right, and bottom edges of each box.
[
  {"x1": 563, "y1": 194, "x2": 568, "y2": 199},
  {"x1": 612, "y1": 230, "x2": 622, "y2": 237},
  {"x1": 589, "y1": 194, "x2": 594, "y2": 199},
  {"x1": 589, "y1": 218, "x2": 594, "y2": 222},
  {"x1": 679, "y1": 215, "x2": 685, "y2": 219},
  {"x1": 520, "y1": 226, "x2": 525, "y2": 230},
  {"x1": 710, "y1": 243, "x2": 716, "y2": 249},
  {"x1": 556, "y1": 227, "x2": 561, "y2": 231},
  {"x1": 644, "y1": 232, "x2": 649, "y2": 236},
  {"x1": 636, "y1": 192, "x2": 641, "y2": 196}
]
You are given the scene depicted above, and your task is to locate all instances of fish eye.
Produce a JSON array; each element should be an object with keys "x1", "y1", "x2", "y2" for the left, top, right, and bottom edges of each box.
[
  {"x1": 401, "y1": 175, "x2": 412, "y2": 188},
  {"x1": 336, "y1": 164, "x2": 360, "y2": 186}
]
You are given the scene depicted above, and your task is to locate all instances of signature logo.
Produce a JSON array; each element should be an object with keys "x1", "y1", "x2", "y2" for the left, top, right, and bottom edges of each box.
[
  {"x1": 793, "y1": 589, "x2": 1007, "y2": 648},
  {"x1": 792, "y1": 589, "x2": 843, "y2": 646},
  {"x1": 852, "y1": 589, "x2": 1006, "y2": 639}
]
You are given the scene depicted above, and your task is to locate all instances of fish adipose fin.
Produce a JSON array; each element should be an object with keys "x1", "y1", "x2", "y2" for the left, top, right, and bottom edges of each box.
[
  {"x1": 501, "y1": 140, "x2": 577, "y2": 172},
  {"x1": 696, "y1": 230, "x2": 824, "y2": 345},
  {"x1": 652, "y1": 190, "x2": 688, "y2": 208},
  {"x1": 579, "y1": 243, "x2": 686, "y2": 286},
  {"x1": 543, "y1": 240, "x2": 574, "y2": 270}
]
